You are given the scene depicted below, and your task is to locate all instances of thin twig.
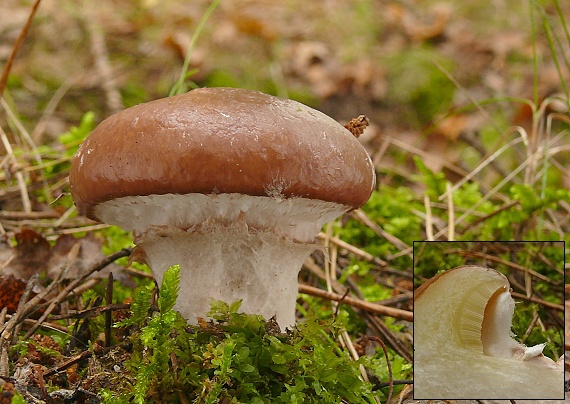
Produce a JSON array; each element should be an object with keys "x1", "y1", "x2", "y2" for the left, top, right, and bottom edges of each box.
[
  {"x1": 365, "y1": 336, "x2": 393, "y2": 402},
  {"x1": 298, "y1": 284, "x2": 413, "y2": 321},
  {"x1": 0, "y1": 125, "x2": 31, "y2": 212},
  {"x1": 364, "y1": 312, "x2": 412, "y2": 363},
  {"x1": 323, "y1": 227, "x2": 377, "y2": 402},
  {"x1": 0, "y1": 171, "x2": 67, "y2": 208},
  {"x1": 510, "y1": 292, "x2": 563, "y2": 311},
  {"x1": 440, "y1": 134, "x2": 524, "y2": 201},
  {"x1": 59, "y1": 223, "x2": 111, "y2": 235},
  {"x1": 457, "y1": 130, "x2": 510, "y2": 179},
  {"x1": 350, "y1": 209, "x2": 411, "y2": 253},
  {"x1": 1, "y1": 98, "x2": 51, "y2": 203},
  {"x1": 388, "y1": 136, "x2": 469, "y2": 179},
  {"x1": 462, "y1": 200, "x2": 520, "y2": 231},
  {"x1": 424, "y1": 194, "x2": 434, "y2": 241},
  {"x1": 48, "y1": 303, "x2": 130, "y2": 321},
  {"x1": 372, "y1": 379, "x2": 413, "y2": 390},
  {"x1": 303, "y1": 256, "x2": 346, "y2": 294},
  {"x1": 105, "y1": 272, "x2": 113, "y2": 347},
  {"x1": 431, "y1": 58, "x2": 507, "y2": 144},
  {"x1": 52, "y1": 205, "x2": 76, "y2": 228},
  {"x1": 83, "y1": 5, "x2": 123, "y2": 113},
  {"x1": 434, "y1": 142, "x2": 570, "y2": 239},
  {"x1": 446, "y1": 182, "x2": 454, "y2": 241},
  {"x1": 2, "y1": 315, "x2": 69, "y2": 333},
  {"x1": 316, "y1": 232, "x2": 392, "y2": 270},
  {"x1": 0, "y1": 0, "x2": 43, "y2": 98},
  {"x1": 44, "y1": 345, "x2": 111, "y2": 378},
  {"x1": 30, "y1": 77, "x2": 75, "y2": 143},
  {"x1": 432, "y1": 152, "x2": 530, "y2": 240},
  {"x1": 454, "y1": 250, "x2": 558, "y2": 284},
  {"x1": 0, "y1": 211, "x2": 61, "y2": 220},
  {"x1": 0, "y1": 308, "x2": 8, "y2": 377},
  {"x1": 23, "y1": 248, "x2": 132, "y2": 339},
  {"x1": 10, "y1": 274, "x2": 40, "y2": 344},
  {"x1": 123, "y1": 266, "x2": 153, "y2": 279},
  {"x1": 521, "y1": 312, "x2": 541, "y2": 343},
  {"x1": 21, "y1": 243, "x2": 81, "y2": 338}
]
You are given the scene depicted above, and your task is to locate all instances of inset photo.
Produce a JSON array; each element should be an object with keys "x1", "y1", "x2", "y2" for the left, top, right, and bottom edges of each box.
[{"x1": 413, "y1": 241, "x2": 564, "y2": 400}]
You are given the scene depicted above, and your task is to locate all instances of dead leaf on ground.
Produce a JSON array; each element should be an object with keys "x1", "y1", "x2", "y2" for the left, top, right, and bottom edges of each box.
[
  {"x1": 0, "y1": 229, "x2": 127, "y2": 283},
  {"x1": 0, "y1": 228, "x2": 51, "y2": 280},
  {"x1": 0, "y1": 274, "x2": 29, "y2": 313},
  {"x1": 388, "y1": 2, "x2": 452, "y2": 43},
  {"x1": 46, "y1": 233, "x2": 124, "y2": 281}
]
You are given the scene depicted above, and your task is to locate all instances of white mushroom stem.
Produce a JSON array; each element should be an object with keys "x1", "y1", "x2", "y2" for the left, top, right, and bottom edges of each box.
[
  {"x1": 414, "y1": 265, "x2": 563, "y2": 399},
  {"x1": 96, "y1": 193, "x2": 348, "y2": 330},
  {"x1": 481, "y1": 288, "x2": 526, "y2": 358}
]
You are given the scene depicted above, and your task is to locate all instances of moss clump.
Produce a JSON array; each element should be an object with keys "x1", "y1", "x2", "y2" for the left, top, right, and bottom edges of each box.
[{"x1": 106, "y1": 265, "x2": 383, "y2": 403}]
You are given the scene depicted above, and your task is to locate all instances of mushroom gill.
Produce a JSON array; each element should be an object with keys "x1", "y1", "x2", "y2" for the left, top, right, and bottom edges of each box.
[{"x1": 414, "y1": 265, "x2": 563, "y2": 399}]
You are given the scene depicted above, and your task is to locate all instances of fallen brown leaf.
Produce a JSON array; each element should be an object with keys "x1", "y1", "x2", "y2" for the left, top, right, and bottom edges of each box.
[
  {"x1": 0, "y1": 274, "x2": 29, "y2": 313},
  {"x1": 0, "y1": 229, "x2": 128, "y2": 285}
]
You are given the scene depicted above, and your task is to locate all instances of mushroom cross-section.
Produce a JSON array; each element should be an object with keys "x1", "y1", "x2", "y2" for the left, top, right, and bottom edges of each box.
[
  {"x1": 414, "y1": 265, "x2": 563, "y2": 399},
  {"x1": 69, "y1": 87, "x2": 376, "y2": 330}
]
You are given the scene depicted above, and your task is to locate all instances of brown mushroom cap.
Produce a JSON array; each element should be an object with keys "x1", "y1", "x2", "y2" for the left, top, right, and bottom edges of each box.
[{"x1": 70, "y1": 87, "x2": 375, "y2": 220}]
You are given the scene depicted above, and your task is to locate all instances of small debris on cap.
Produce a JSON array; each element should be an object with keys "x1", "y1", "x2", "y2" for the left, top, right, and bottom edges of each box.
[{"x1": 344, "y1": 115, "x2": 369, "y2": 138}]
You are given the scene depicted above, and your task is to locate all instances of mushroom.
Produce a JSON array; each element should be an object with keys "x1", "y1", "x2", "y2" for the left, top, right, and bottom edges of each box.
[
  {"x1": 69, "y1": 87, "x2": 376, "y2": 330},
  {"x1": 414, "y1": 265, "x2": 564, "y2": 399}
]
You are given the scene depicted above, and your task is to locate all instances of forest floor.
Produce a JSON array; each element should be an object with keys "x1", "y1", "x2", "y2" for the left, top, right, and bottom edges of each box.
[{"x1": 0, "y1": 0, "x2": 569, "y2": 402}]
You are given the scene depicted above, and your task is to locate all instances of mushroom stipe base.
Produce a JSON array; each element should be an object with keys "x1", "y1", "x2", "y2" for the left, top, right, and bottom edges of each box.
[
  {"x1": 97, "y1": 192, "x2": 349, "y2": 330},
  {"x1": 138, "y1": 220, "x2": 316, "y2": 330}
]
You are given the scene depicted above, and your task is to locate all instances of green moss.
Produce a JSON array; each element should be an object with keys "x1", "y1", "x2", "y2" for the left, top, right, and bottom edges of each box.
[{"x1": 107, "y1": 266, "x2": 397, "y2": 403}]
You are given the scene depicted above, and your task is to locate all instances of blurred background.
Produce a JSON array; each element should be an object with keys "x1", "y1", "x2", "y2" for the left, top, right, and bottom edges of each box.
[{"x1": 1, "y1": 0, "x2": 568, "y2": 183}]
